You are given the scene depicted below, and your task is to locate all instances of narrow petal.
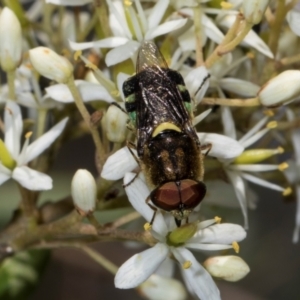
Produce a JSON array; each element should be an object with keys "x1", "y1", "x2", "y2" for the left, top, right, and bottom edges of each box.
[
  {"x1": 4, "y1": 101, "x2": 22, "y2": 160},
  {"x1": 12, "y1": 166, "x2": 52, "y2": 190},
  {"x1": 172, "y1": 247, "x2": 220, "y2": 300},
  {"x1": 0, "y1": 164, "x2": 11, "y2": 185},
  {"x1": 221, "y1": 106, "x2": 236, "y2": 139},
  {"x1": 105, "y1": 41, "x2": 140, "y2": 67},
  {"x1": 22, "y1": 118, "x2": 68, "y2": 164},
  {"x1": 240, "y1": 127, "x2": 270, "y2": 149},
  {"x1": 46, "y1": 0, "x2": 93, "y2": 5},
  {"x1": 287, "y1": 10, "x2": 300, "y2": 37},
  {"x1": 219, "y1": 78, "x2": 260, "y2": 97},
  {"x1": 193, "y1": 109, "x2": 212, "y2": 126},
  {"x1": 189, "y1": 223, "x2": 246, "y2": 244},
  {"x1": 45, "y1": 80, "x2": 115, "y2": 103},
  {"x1": 197, "y1": 133, "x2": 244, "y2": 159},
  {"x1": 185, "y1": 243, "x2": 233, "y2": 251},
  {"x1": 123, "y1": 172, "x2": 169, "y2": 236},
  {"x1": 115, "y1": 243, "x2": 169, "y2": 289},
  {"x1": 230, "y1": 164, "x2": 279, "y2": 172},
  {"x1": 101, "y1": 147, "x2": 138, "y2": 180},
  {"x1": 225, "y1": 170, "x2": 248, "y2": 229},
  {"x1": 145, "y1": 19, "x2": 187, "y2": 40},
  {"x1": 147, "y1": 0, "x2": 169, "y2": 29},
  {"x1": 69, "y1": 37, "x2": 129, "y2": 51},
  {"x1": 202, "y1": 14, "x2": 224, "y2": 44}
]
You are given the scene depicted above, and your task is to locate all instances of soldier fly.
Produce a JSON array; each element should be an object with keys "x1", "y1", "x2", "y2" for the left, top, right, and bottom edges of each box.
[{"x1": 123, "y1": 41, "x2": 206, "y2": 227}]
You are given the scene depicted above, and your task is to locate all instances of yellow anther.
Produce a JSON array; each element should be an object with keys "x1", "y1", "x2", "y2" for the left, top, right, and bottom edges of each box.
[
  {"x1": 124, "y1": 0, "x2": 132, "y2": 6},
  {"x1": 61, "y1": 49, "x2": 70, "y2": 57},
  {"x1": 278, "y1": 162, "x2": 289, "y2": 171},
  {"x1": 283, "y1": 187, "x2": 292, "y2": 196},
  {"x1": 277, "y1": 146, "x2": 284, "y2": 154},
  {"x1": 85, "y1": 62, "x2": 97, "y2": 70},
  {"x1": 111, "y1": 90, "x2": 120, "y2": 97},
  {"x1": 74, "y1": 50, "x2": 82, "y2": 61},
  {"x1": 25, "y1": 131, "x2": 33, "y2": 139},
  {"x1": 221, "y1": 1, "x2": 233, "y2": 9},
  {"x1": 266, "y1": 121, "x2": 278, "y2": 129},
  {"x1": 182, "y1": 261, "x2": 192, "y2": 269},
  {"x1": 246, "y1": 52, "x2": 254, "y2": 59},
  {"x1": 214, "y1": 216, "x2": 222, "y2": 224},
  {"x1": 144, "y1": 222, "x2": 152, "y2": 231},
  {"x1": 232, "y1": 241, "x2": 240, "y2": 253},
  {"x1": 264, "y1": 109, "x2": 274, "y2": 117}
]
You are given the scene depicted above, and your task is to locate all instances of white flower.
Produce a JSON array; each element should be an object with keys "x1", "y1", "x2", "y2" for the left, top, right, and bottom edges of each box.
[
  {"x1": 242, "y1": 0, "x2": 270, "y2": 25},
  {"x1": 0, "y1": 101, "x2": 68, "y2": 190},
  {"x1": 0, "y1": 7, "x2": 22, "y2": 72},
  {"x1": 46, "y1": 0, "x2": 93, "y2": 5},
  {"x1": 114, "y1": 173, "x2": 247, "y2": 300},
  {"x1": 69, "y1": 0, "x2": 187, "y2": 66}
]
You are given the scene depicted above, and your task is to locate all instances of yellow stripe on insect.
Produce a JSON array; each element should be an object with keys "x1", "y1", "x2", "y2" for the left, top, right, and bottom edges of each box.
[{"x1": 152, "y1": 122, "x2": 182, "y2": 138}]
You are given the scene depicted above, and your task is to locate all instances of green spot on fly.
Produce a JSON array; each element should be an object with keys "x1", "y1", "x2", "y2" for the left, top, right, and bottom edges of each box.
[
  {"x1": 184, "y1": 102, "x2": 192, "y2": 113},
  {"x1": 178, "y1": 84, "x2": 186, "y2": 92},
  {"x1": 128, "y1": 111, "x2": 136, "y2": 125},
  {"x1": 125, "y1": 94, "x2": 135, "y2": 103}
]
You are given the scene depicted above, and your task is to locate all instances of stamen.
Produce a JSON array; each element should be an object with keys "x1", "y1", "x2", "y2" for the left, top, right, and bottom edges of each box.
[
  {"x1": 266, "y1": 121, "x2": 277, "y2": 129},
  {"x1": 221, "y1": 1, "x2": 233, "y2": 9},
  {"x1": 264, "y1": 109, "x2": 274, "y2": 117},
  {"x1": 25, "y1": 131, "x2": 33, "y2": 139},
  {"x1": 282, "y1": 187, "x2": 292, "y2": 196},
  {"x1": 278, "y1": 162, "x2": 289, "y2": 171},
  {"x1": 124, "y1": 0, "x2": 132, "y2": 6},
  {"x1": 85, "y1": 62, "x2": 97, "y2": 71},
  {"x1": 232, "y1": 241, "x2": 239, "y2": 253},
  {"x1": 74, "y1": 50, "x2": 82, "y2": 61},
  {"x1": 182, "y1": 261, "x2": 192, "y2": 269},
  {"x1": 214, "y1": 216, "x2": 222, "y2": 224},
  {"x1": 144, "y1": 222, "x2": 152, "y2": 231}
]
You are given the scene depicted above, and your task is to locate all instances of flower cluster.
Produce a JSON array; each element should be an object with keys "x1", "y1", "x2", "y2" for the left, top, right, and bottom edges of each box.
[{"x1": 0, "y1": 1, "x2": 299, "y2": 299}]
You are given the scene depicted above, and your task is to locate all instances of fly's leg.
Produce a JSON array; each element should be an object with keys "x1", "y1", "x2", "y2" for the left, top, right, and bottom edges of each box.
[
  {"x1": 146, "y1": 197, "x2": 158, "y2": 226},
  {"x1": 200, "y1": 143, "x2": 212, "y2": 156}
]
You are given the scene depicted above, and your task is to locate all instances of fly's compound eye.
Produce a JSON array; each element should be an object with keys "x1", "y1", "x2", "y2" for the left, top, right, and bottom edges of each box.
[{"x1": 150, "y1": 179, "x2": 206, "y2": 212}]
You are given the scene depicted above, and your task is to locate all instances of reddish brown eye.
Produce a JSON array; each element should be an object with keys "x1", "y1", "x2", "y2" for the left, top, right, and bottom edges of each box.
[
  {"x1": 150, "y1": 180, "x2": 206, "y2": 211},
  {"x1": 180, "y1": 179, "x2": 206, "y2": 209},
  {"x1": 150, "y1": 182, "x2": 180, "y2": 211}
]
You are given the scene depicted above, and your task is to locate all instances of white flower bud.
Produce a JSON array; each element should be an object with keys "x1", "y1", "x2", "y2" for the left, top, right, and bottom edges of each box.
[
  {"x1": 258, "y1": 70, "x2": 300, "y2": 107},
  {"x1": 138, "y1": 274, "x2": 187, "y2": 300},
  {"x1": 0, "y1": 7, "x2": 22, "y2": 71},
  {"x1": 29, "y1": 47, "x2": 73, "y2": 83},
  {"x1": 204, "y1": 255, "x2": 250, "y2": 282},
  {"x1": 104, "y1": 105, "x2": 128, "y2": 143},
  {"x1": 243, "y1": 0, "x2": 270, "y2": 25},
  {"x1": 71, "y1": 169, "x2": 97, "y2": 215}
]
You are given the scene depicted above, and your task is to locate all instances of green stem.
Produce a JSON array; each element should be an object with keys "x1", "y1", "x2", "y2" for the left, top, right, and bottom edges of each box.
[
  {"x1": 80, "y1": 245, "x2": 118, "y2": 274},
  {"x1": 7, "y1": 70, "x2": 16, "y2": 100},
  {"x1": 94, "y1": 0, "x2": 111, "y2": 38},
  {"x1": 36, "y1": 108, "x2": 48, "y2": 138},
  {"x1": 66, "y1": 76, "x2": 106, "y2": 169}
]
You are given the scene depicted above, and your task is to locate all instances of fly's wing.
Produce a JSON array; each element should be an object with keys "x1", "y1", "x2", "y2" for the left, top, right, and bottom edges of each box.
[{"x1": 136, "y1": 41, "x2": 199, "y2": 154}]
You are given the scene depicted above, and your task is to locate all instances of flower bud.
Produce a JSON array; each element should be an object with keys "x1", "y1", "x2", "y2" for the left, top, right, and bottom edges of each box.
[
  {"x1": 71, "y1": 169, "x2": 97, "y2": 215},
  {"x1": 258, "y1": 70, "x2": 300, "y2": 107},
  {"x1": 138, "y1": 274, "x2": 187, "y2": 300},
  {"x1": 104, "y1": 105, "x2": 128, "y2": 143},
  {"x1": 29, "y1": 47, "x2": 73, "y2": 83},
  {"x1": 243, "y1": 0, "x2": 270, "y2": 25},
  {"x1": 0, "y1": 7, "x2": 22, "y2": 71},
  {"x1": 204, "y1": 255, "x2": 250, "y2": 282}
]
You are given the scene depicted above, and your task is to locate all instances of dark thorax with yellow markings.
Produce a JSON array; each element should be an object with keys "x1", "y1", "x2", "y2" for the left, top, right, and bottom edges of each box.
[{"x1": 123, "y1": 41, "x2": 206, "y2": 227}]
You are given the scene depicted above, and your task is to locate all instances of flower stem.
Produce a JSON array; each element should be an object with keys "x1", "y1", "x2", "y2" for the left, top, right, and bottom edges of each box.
[
  {"x1": 201, "y1": 97, "x2": 260, "y2": 107},
  {"x1": 66, "y1": 76, "x2": 105, "y2": 169},
  {"x1": 7, "y1": 70, "x2": 16, "y2": 100},
  {"x1": 94, "y1": 0, "x2": 111, "y2": 38},
  {"x1": 80, "y1": 245, "x2": 119, "y2": 274}
]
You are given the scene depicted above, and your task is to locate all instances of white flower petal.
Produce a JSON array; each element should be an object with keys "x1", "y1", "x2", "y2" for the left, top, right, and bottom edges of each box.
[
  {"x1": 145, "y1": 19, "x2": 187, "y2": 40},
  {"x1": 185, "y1": 243, "x2": 233, "y2": 251},
  {"x1": 287, "y1": 10, "x2": 300, "y2": 37},
  {"x1": 147, "y1": 0, "x2": 169, "y2": 29},
  {"x1": 0, "y1": 164, "x2": 11, "y2": 185},
  {"x1": 138, "y1": 274, "x2": 187, "y2": 300},
  {"x1": 101, "y1": 147, "x2": 138, "y2": 180},
  {"x1": 230, "y1": 164, "x2": 279, "y2": 172},
  {"x1": 69, "y1": 37, "x2": 129, "y2": 51},
  {"x1": 219, "y1": 78, "x2": 260, "y2": 97},
  {"x1": 193, "y1": 108, "x2": 212, "y2": 126},
  {"x1": 179, "y1": 26, "x2": 206, "y2": 52},
  {"x1": 22, "y1": 118, "x2": 68, "y2": 164},
  {"x1": 115, "y1": 243, "x2": 169, "y2": 289},
  {"x1": 202, "y1": 14, "x2": 224, "y2": 44},
  {"x1": 226, "y1": 170, "x2": 248, "y2": 229},
  {"x1": 45, "y1": 80, "x2": 115, "y2": 103},
  {"x1": 105, "y1": 41, "x2": 140, "y2": 67},
  {"x1": 123, "y1": 172, "x2": 169, "y2": 236},
  {"x1": 190, "y1": 223, "x2": 246, "y2": 244},
  {"x1": 197, "y1": 133, "x2": 244, "y2": 159},
  {"x1": 46, "y1": 0, "x2": 92, "y2": 5},
  {"x1": 12, "y1": 166, "x2": 52, "y2": 190},
  {"x1": 185, "y1": 66, "x2": 210, "y2": 104},
  {"x1": 172, "y1": 247, "x2": 220, "y2": 300},
  {"x1": 221, "y1": 106, "x2": 236, "y2": 139},
  {"x1": 4, "y1": 101, "x2": 22, "y2": 160}
]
